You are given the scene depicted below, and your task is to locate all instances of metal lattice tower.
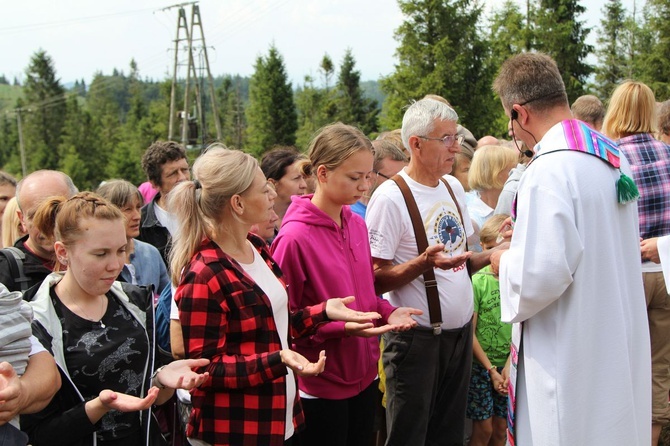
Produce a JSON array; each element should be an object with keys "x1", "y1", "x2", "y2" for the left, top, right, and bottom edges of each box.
[{"x1": 166, "y1": 2, "x2": 221, "y2": 147}]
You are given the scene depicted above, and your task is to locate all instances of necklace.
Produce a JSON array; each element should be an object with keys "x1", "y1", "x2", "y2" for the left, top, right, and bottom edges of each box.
[
  {"x1": 72, "y1": 296, "x2": 106, "y2": 328},
  {"x1": 55, "y1": 281, "x2": 107, "y2": 328},
  {"x1": 64, "y1": 290, "x2": 106, "y2": 328}
]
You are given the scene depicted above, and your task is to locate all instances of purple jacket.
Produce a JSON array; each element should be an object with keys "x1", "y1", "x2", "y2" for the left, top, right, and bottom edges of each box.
[{"x1": 271, "y1": 194, "x2": 395, "y2": 399}]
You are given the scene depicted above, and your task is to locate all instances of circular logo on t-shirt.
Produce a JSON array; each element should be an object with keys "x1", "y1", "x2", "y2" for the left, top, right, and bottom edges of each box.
[{"x1": 434, "y1": 210, "x2": 465, "y2": 254}]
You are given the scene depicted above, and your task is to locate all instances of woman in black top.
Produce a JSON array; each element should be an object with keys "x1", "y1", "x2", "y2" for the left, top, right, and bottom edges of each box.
[{"x1": 22, "y1": 192, "x2": 209, "y2": 446}]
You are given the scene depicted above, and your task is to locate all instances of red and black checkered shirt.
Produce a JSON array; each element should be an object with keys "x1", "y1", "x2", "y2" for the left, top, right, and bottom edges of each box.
[{"x1": 175, "y1": 235, "x2": 328, "y2": 445}]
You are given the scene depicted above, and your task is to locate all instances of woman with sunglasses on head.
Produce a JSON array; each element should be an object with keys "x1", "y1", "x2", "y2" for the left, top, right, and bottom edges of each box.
[{"x1": 21, "y1": 192, "x2": 209, "y2": 446}]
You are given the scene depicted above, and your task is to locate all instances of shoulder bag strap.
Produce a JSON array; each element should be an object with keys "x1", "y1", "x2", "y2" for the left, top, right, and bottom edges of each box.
[{"x1": 391, "y1": 175, "x2": 442, "y2": 333}]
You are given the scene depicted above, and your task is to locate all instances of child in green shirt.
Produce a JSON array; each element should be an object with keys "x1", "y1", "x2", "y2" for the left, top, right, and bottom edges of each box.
[{"x1": 466, "y1": 214, "x2": 511, "y2": 446}]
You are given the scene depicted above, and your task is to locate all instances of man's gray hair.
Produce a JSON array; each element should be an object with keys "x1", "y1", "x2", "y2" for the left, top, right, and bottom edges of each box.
[{"x1": 401, "y1": 99, "x2": 459, "y2": 150}]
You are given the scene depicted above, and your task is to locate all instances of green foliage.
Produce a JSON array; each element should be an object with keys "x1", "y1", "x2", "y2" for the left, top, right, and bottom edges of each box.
[
  {"x1": 22, "y1": 50, "x2": 67, "y2": 171},
  {"x1": 320, "y1": 54, "x2": 335, "y2": 93},
  {"x1": 295, "y1": 75, "x2": 329, "y2": 150},
  {"x1": 0, "y1": 84, "x2": 23, "y2": 116},
  {"x1": 636, "y1": 0, "x2": 670, "y2": 100},
  {"x1": 245, "y1": 45, "x2": 297, "y2": 158},
  {"x1": 58, "y1": 95, "x2": 99, "y2": 189},
  {"x1": 594, "y1": 0, "x2": 628, "y2": 101},
  {"x1": 0, "y1": 113, "x2": 19, "y2": 172},
  {"x1": 216, "y1": 75, "x2": 248, "y2": 150},
  {"x1": 533, "y1": 0, "x2": 594, "y2": 102},
  {"x1": 381, "y1": 0, "x2": 498, "y2": 138},
  {"x1": 487, "y1": 1, "x2": 528, "y2": 136},
  {"x1": 333, "y1": 49, "x2": 379, "y2": 135}
]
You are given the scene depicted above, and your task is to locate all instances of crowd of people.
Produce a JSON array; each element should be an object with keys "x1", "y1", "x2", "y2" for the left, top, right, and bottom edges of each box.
[{"x1": 0, "y1": 52, "x2": 667, "y2": 446}]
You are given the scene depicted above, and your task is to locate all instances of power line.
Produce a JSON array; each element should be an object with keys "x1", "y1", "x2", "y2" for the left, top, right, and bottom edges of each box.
[{"x1": 0, "y1": 7, "x2": 157, "y2": 35}]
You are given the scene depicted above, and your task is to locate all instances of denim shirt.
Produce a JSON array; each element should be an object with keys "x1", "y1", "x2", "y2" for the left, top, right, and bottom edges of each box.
[{"x1": 119, "y1": 239, "x2": 170, "y2": 296}]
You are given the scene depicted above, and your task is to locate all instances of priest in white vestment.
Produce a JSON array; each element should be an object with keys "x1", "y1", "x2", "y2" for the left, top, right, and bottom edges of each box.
[{"x1": 490, "y1": 53, "x2": 651, "y2": 446}]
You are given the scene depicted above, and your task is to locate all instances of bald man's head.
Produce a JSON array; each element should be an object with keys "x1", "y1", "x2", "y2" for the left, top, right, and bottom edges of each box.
[{"x1": 17, "y1": 170, "x2": 77, "y2": 259}]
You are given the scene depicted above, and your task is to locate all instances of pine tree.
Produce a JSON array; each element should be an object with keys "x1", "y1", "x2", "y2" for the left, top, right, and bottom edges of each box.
[
  {"x1": 488, "y1": 1, "x2": 527, "y2": 69},
  {"x1": 295, "y1": 75, "x2": 327, "y2": 149},
  {"x1": 245, "y1": 45, "x2": 297, "y2": 157},
  {"x1": 381, "y1": 0, "x2": 497, "y2": 138},
  {"x1": 334, "y1": 49, "x2": 379, "y2": 135},
  {"x1": 533, "y1": 0, "x2": 594, "y2": 102},
  {"x1": 108, "y1": 60, "x2": 150, "y2": 185},
  {"x1": 216, "y1": 76, "x2": 248, "y2": 150},
  {"x1": 0, "y1": 112, "x2": 19, "y2": 171},
  {"x1": 22, "y1": 50, "x2": 67, "y2": 171},
  {"x1": 637, "y1": 0, "x2": 670, "y2": 99},
  {"x1": 487, "y1": 0, "x2": 529, "y2": 137},
  {"x1": 58, "y1": 96, "x2": 93, "y2": 189},
  {"x1": 320, "y1": 54, "x2": 335, "y2": 93},
  {"x1": 86, "y1": 72, "x2": 123, "y2": 178},
  {"x1": 594, "y1": 0, "x2": 629, "y2": 101}
]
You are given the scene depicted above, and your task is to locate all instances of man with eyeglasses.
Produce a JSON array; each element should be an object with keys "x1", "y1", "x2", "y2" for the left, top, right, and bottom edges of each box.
[
  {"x1": 350, "y1": 139, "x2": 408, "y2": 220},
  {"x1": 366, "y1": 98, "x2": 501, "y2": 445}
]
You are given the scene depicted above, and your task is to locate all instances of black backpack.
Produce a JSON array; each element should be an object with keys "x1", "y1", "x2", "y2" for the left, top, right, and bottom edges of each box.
[{"x1": 0, "y1": 247, "x2": 30, "y2": 293}]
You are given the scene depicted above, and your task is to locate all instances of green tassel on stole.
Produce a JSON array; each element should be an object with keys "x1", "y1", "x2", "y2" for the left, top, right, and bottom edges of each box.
[{"x1": 617, "y1": 172, "x2": 639, "y2": 204}]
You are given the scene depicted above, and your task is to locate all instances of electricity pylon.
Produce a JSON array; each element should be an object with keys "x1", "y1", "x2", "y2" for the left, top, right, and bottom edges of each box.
[{"x1": 166, "y1": 2, "x2": 221, "y2": 147}]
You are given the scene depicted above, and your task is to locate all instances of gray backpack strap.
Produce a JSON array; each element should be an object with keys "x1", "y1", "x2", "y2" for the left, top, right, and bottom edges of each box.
[{"x1": 0, "y1": 247, "x2": 29, "y2": 293}]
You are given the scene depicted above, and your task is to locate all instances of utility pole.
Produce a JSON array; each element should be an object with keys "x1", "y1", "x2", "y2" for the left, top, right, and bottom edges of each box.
[{"x1": 165, "y1": 2, "x2": 221, "y2": 148}]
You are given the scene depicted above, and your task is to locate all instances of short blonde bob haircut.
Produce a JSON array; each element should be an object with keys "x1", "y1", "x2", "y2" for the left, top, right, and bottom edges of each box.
[
  {"x1": 602, "y1": 80, "x2": 657, "y2": 140},
  {"x1": 468, "y1": 145, "x2": 518, "y2": 191}
]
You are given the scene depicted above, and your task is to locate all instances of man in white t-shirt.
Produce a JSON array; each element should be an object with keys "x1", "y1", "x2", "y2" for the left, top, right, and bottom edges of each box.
[
  {"x1": 366, "y1": 98, "x2": 500, "y2": 445},
  {"x1": 138, "y1": 141, "x2": 190, "y2": 266}
]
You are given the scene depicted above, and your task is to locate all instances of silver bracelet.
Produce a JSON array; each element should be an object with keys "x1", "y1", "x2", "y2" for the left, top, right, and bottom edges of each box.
[{"x1": 151, "y1": 365, "x2": 167, "y2": 389}]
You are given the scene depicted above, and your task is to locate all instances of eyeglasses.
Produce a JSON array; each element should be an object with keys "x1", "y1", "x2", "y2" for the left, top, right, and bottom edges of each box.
[
  {"x1": 418, "y1": 134, "x2": 465, "y2": 147},
  {"x1": 374, "y1": 170, "x2": 392, "y2": 180}
]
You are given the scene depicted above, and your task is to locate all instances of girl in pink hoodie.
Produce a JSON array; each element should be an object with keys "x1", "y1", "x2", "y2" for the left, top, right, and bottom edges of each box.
[{"x1": 272, "y1": 123, "x2": 421, "y2": 446}]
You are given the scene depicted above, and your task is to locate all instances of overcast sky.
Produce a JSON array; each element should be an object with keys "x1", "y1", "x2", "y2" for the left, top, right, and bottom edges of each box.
[{"x1": 0, "y1": 0, "x2": 638, "y2": 87}]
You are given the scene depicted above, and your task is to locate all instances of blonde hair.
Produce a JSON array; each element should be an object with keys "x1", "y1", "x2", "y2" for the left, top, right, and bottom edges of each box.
[
  {"x1": 377, "y1": 129, "x2": 408, "y2": 159},
  {"x1": 479, "y1": 214, "x2": 509, "y2": 249},
  {"x1": 308, "y1": 123, "x2": 373, "y2": 174},
  {"x1": 602, "y1": 81, "x2": 658, "y2": 140},
  {"x1": 659, "y1": 100, "x2": 670, "y2": 138},
  {"x1": 168, "y1": 143, "x2": 258, "y2": 285},
  {"x1": 1, "y1": 197, "x2": 25, "y2": 248},
  {"x1": 468, "y1": 145, "x2": 518, "y2": 191}
]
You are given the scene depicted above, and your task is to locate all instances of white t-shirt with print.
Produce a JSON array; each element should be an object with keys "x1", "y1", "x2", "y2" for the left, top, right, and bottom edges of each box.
[{"x1": 366, "y1": 168, "x2": 474, "y2": 330}]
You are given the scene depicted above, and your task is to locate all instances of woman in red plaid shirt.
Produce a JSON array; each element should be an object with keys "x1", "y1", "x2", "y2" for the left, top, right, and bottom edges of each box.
[{"x1": 169, "y1": 145, "x2": 382, "y2": 446}]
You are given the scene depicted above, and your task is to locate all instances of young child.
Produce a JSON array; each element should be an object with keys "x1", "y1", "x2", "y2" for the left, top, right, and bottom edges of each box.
[{"x1": 467, "y1": 213, "x2": 511, "y2": 446}]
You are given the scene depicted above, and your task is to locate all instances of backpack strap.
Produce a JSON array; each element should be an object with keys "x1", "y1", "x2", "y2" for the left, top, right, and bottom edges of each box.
[
  {"x1": 0, "y1": 247, "x2": 29, "y2": 293},
  {"x1": 391, "y1": 174, "x2": 443, "y2": 335}
]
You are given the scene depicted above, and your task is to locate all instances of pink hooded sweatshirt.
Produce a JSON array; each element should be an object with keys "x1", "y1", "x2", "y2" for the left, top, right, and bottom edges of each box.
[{"x1": 271, "y1": 194, "x2": 396, "y2": 399}]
